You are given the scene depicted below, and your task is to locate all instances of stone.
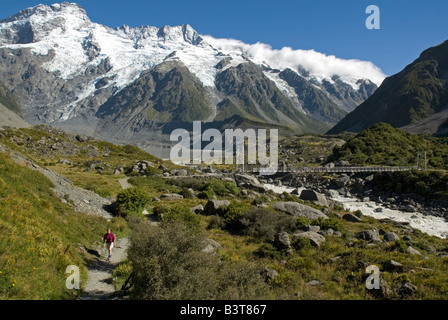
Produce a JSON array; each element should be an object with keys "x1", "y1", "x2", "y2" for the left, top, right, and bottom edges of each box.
[
  {"x1": 304, "y1": 225, "x2": 320, "y2": 233},
  {"x1": 343, "y1": 213, "x2": 362, "y2": 223},
  {"x1": 160, "y1": 193, "x2": 184, "y2": 200},
  {"x1": 274, "y1": 232, "x2": 292, "y2": 250},
  {"x1": 202, "y1": 238, "x2": 222, "y2": 254},
  {"x1": 307, "y1": 280, "x2": 323, "y2": 286},
  {"x1": 204, "y1": 199, "x2": 231, "y2": 215},
  {"x1": 190, "y1": 204, "x2": 204, "y2": 214},
  {"x1": 335, "y1": 175, "x2": 351, "y2": 188},
  {"x1": 355, "y1": 230, "x2": 381, "y2": 242},
  {"x1": 399, "y1": 282, "x2": 417, "y2": 297},
  {"x1": 272, "y1": 202, "x2": 328, "y2": 221},
  {"x1": 406, "y1": 246, "x2": 422, "y2": 256},
  {"x1": 384, "y1": 260, "x2": 404, "y2": 273},
  {"x1": 383, "y1": 232, "x2": 400, "y2": 242},
  {"x1": 234, "y1": 174, "x2": 267, "y2": 192},
  {"x1": 402, "y1": 205, "x2": 417, "y2": 213},
  {"x1": 292, "y1": 231, "x2": 326, "y2": 247},
  {"x1": 325, "y1": 189, "x2": 340, "y2": 199},
  {"x1": 299, "y1": 189, "x2": 328, "y2": 207},
  {"x1": 262, "y1": 267, "x2": 278, "y2": 282}
]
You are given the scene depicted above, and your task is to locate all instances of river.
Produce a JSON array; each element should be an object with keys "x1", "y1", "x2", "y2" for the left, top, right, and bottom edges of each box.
[{"x1": 264, "y1": 184, "x2": 448, "y2": 239}]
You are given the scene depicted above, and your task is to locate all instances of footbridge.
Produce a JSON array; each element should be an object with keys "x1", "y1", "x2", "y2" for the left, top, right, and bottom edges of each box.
[{"x1": 250, "y1": 166, "x2": 414, "y2": 175}]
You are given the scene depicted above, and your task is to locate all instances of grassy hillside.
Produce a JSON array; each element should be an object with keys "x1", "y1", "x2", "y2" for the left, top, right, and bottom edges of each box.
[
  {"x1": 328, "y1": 123, "x2": 448, "y2": 169},
  {"x1": 0, "y1": 152, "x2": 107, "y2": 299}
]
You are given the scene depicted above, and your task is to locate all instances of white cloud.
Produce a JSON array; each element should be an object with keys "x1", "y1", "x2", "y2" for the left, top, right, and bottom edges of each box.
[{"x1": 202, "y1": 35, "x2": 386, "y2": 87}]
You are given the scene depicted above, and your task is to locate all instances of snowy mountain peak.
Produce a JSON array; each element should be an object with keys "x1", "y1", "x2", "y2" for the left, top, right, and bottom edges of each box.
[{"x1": 0, "y1": 2, "x2": 90, "y2": 44}]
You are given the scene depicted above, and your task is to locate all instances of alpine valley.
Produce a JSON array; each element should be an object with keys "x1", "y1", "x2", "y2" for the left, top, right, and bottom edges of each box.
[{"x1": 0, "y1": 2, "x2": 383, "y2": 158}]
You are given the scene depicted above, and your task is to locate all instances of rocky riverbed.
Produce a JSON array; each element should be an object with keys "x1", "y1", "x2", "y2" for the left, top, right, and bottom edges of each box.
[{"x1": 262, "y1": 172, "x2": 448, "y2": 239}]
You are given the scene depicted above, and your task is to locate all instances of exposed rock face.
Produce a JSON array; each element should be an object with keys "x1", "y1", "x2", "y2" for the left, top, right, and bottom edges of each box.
[
  {"x1": 292, "y1": 231, "x2": 326, "y2": 247},
  {"x1": 271, "y1": 201, "x2": 328, "y2": 221}
]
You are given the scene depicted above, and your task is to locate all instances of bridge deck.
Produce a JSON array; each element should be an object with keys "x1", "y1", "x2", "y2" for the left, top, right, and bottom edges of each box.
[{"x1": 250, "y1": 166, "x2": 414, "y2": 174}]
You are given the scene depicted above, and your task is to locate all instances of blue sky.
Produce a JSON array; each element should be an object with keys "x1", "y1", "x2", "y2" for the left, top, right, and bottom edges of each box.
[{"x1": 1, "y1": 0, "x2": 447, "y2": 76}]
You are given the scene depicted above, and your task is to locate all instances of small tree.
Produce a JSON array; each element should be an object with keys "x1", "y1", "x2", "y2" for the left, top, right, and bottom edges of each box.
[{"x1": 115, "y1": 187, "x2": 150, "y2": 218}]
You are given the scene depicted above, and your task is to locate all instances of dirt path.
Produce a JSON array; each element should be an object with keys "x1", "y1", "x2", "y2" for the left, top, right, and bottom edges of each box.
[{"x1": 80, "y1": 237, "x2": 129, "y2": 300}]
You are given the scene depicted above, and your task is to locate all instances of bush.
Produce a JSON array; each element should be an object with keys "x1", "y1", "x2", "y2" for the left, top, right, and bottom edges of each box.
[
  {"x1": 161, "y1": 204, "x2": 201, "y2": 233},
  {"x1": 296, "y1": 217, "x2": 312, "y2": 229},
  {"x1": 129, "y1": 221, "x2": 268, "y2": 300},
  {"x1": 291, "y1": 237, "x2": 312, "y2": 251},
  {"x1": 199, "y1": 179, "x2": 239, "y2": 197},
  {"x1": 254, "y1": 243, "x2": 284, "y2": 259},
  {"x1": 311, "y1": 217, "x2": 344, "y2": 232},
  {"x1": 221, "y1": 201, "x2": 252, "y2": 231},
  {"x1": 238, "y1": 207, "x2": 297, "y2": 241},
  {"x1": 207, "y1": 215, "x2": 226, "y2": 230},
  {"x1": 115, "y1": 187, "x2": 150, "y2": 218}
]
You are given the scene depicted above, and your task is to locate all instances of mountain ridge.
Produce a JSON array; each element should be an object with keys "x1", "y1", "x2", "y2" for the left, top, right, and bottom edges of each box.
[
  {"x1": 0, "y1": 2, "x2": 382, "y2": 157},
  {"x1": 328, "y1": 40, "x2": 448, "y2": 135}
]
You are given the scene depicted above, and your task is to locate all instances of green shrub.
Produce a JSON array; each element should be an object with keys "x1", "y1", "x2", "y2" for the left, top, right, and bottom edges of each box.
[
  {"x1": 207, "y1": 215, "x2": 226, "y2": 230},
  {"x1": 221, "y1": 201, "x2": 252, "y2": 230},
  {"x1": 296, "y1": 217, "x2": 312, "y2": 229},
  {"x1": 292, "y1": 237, "x2": 312, "y2": 251},
  {"x1": 311, "y1": 217, "x2": 344, "y2": 232},
  {"x1": 161, "y1": 204, "x2": 201, "y2": 233},
  {"x1": 128, "y1": 221, "x2": 268, "y2": 300},
  {"x1": 145, "y1": 166, "x2": 161, "y2": 176},
  {"x1": 199, "y1": 178, "x2": 239, "y2": 197},
  {"x1": 115, "y1": 187, "x2": 150, "y2": 218},
  {"x1": 254, "y1": 243, "x2": 283, "y2": 259},
  {"x1": 286, "y1": 257, "x2": 315, "y2": 271},
  {"x1": 238, "y1": 207, "x2": 297, "y2": 241},
  {"x1": 394, "y1": 239, "x2": 408, "y2": 253}
]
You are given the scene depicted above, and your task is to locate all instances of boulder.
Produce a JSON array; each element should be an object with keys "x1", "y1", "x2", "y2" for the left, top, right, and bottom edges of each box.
[
  {"x1": 406, "y1": 246, "x2": 422, "y2": 256},
  {"x1": 190, "y1": 204, "x2": 204, "y2": 214},
  {"x1": 335, "y1": 175, "x2": 351, "y2": 188},
  {"x1": 271, "y1": 202, "x2": 328, "y2": 221},
  {"x1": 202, "y1": 239, "x2": 222, "y2": 254},
  {"x1": 384, "y1": 260, "x2": 404, "y2": 273},
  {"x1": 325, "y1": 189, "x2": 340, "y2": 199},
  {"x1": 160, "y1": 193, "x2": 184, "y2": 200},
  {"x1": 234, "y1": 174, "x2": 267, "y2": 192},
  {"x1": 355, "y1": 230, "x2": 381, "y2": 242},
  {"x1": 204, "y1": 199, "x2": 231, "y2": 215},
  {"x1": 383, "y1": 232, "x2": 400, "y2": 242},
  {"x1": 261, "y1": 267, "x2": 278, "y2": 282},
  {"x1": 343, "y1": 213, "x2": 362, "y2": 223},
  {"x1": 299, "y1": 189, "x2": 328, "y2": 207},
  {"x1": 399, "y1": 282, "x2": 417, "y2": 297},
  {"x1": 292, "y1": 231, "x2": 326, "y2": 247},
  {"x1": 274, "y1": 232, "x2": 292, "y2": 250},
  {"x1": 307, "y1": 280, "x2": 323, "y2": 286}
]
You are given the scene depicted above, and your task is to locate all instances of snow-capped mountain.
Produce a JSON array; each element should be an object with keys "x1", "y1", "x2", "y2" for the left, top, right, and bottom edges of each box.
[{"x1": 0, "y1": 2, "x2": 384, "y2": 156}]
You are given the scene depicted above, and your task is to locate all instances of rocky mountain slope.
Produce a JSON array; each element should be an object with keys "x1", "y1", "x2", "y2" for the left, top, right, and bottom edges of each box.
[
  {"x1": 328, "y1": 40, "x2": 448, "y2": 135},
  {"x1": 0, "y1": 2, "x2": 382, "y2": 157}
]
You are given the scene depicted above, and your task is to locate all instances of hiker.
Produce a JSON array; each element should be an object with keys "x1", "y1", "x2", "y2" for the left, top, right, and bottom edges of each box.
[{"x1": 103, "y1": 228, "x2": 116, "y2": 260}]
